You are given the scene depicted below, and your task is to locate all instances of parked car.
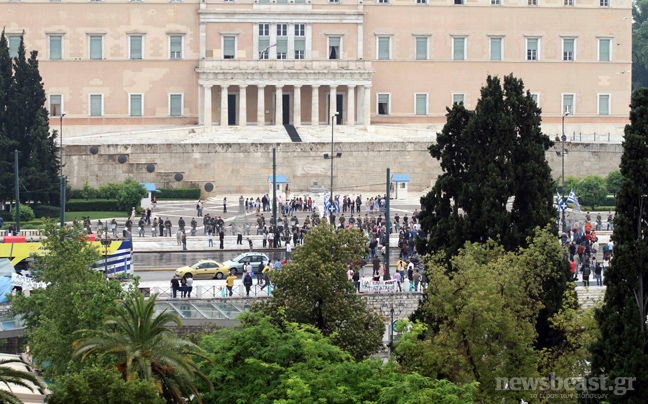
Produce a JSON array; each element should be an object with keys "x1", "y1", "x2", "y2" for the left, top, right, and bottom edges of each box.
[
  {"x1": 222, "y1": 252, "x2": 270, "y2": 275},
  {"x1": 175, "y1": 260, "x2": 230, "y2": 279}
]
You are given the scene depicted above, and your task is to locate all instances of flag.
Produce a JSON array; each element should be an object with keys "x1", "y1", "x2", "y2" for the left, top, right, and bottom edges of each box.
[
  {"x1": 567, "y1": 189, "x2": 581, "y2": 211},
  {"x1": 323, "y1": 193, "x2": 330, "y2": 217},
  {"x1": 334, "y1": 195, "x2": 340, "y2": 213},
  {"x1": 557, "y1": 192, "x2": 568, "y2": 211}
]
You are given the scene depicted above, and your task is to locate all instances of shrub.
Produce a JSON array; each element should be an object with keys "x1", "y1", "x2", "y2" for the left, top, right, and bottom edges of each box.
[
  {"x1": 66, "y1": 200, "x2": 122, "y2": 212},
  {"x1": 0, "y1": 211, "x2": 12, "y2": 221},
  {"x1": 69, "y1": 189, "x2": 84, "y2": 199},
  {"x1": 33, "y1": 204, "x2": 61, "y2": 218},
  {"x1": 157, "y1": 188, "x2": 201, "y2": 200},
  {"x1": 116, "y1": 179, "x2": 147, "y2": 212},
  {"x1": 98, "y1": 183, "x2": 120, "y2": 199},
  {"x1": 81, "y1": 180, "x2": 97, "y2": 200},
  {"x1": 12, "y1": 205, "x2": 35, "y2": 222}
]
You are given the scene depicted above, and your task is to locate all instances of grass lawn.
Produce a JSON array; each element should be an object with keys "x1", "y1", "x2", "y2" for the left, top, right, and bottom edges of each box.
[{"x1": 63, "y1": 211, "x2": 128, "y2": 221}]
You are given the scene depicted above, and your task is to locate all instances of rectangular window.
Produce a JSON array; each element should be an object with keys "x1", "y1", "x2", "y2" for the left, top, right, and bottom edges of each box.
[
  {"x1": 598, "y1": 94, "x2": 610, "y2": 115},
  {"x1": 223, "y1": 36, "x2": 236, "y2": 59},
  {"x1": 378, "y1": 37, "x2": 390, "y2": 60},
  {"x1": 378, "y1": 0, "x2": 389, "y2": 3},
  {"x1": 562, "y1": 94, "x2": 574, "y2": 114},
  {"x1": 564, "y1": 0, "x2": 573, "y2": 5},
  {"x1": 378, "y1": 94, "x2": 390, "y2": 115},
  {"x1": 259, "y1": 24, "x2": 270, "y2": 59},
  {"x1": 491, "y1": 0, "x2": 500, "y2": 4},
  {"x1": 490, "y1": 37, "x2": 502, "y2": 61},
  {"x1": 276, "y1": 24, "x2": 288, "y2": 59},
  {"x1": 563, "y1": 38, "x2": 574, "y2": 61},
  {"x1": 328, "y1": 36, "x2": 341, "y2": 60},
  {"x1": 452, "y1": 93, "x2": 465, "y2": 105},
  {"x1": 454, "y1": 0, "x2": 464, "y2": 4},
  {"x1": 89, "y1": 36, "x2": 103, "y2": 60},
  {"x1": 415, "y1": 94, "x2": 427, "y2": 115},
  {"x1": 531, "y1": 93, "x2": 539, "y2": 106},
  {"x1": 417, "y1": 0, "x2": 427, "y2": 3},
  {"x1": 526, "y1": 38, "x2": 538, "y2": 61},
  {"x1": 452, "y1": 37, "x2": 465, "y2": 61},
  {"x1": 294, "y1": 24, "x2": 305, "y2": 60},
  {"x1": 415, "y1": 37, "x2": 428, "y2": 60},
  {"x1": 89, "y1": 94, "x2": 103, "y2": 117},
  {"x1": 329, "y1": 0, "x2": 340, "y2": 3},
  {"x1": 169, "y1": 35, "x2": 183, "y2": 59},
  {"x1": 599, "y1": 39, "x2": 611, "y2": 62},
  {"x1": 129, "y1": 35, "x2": 143, "y2": 60},
  {"x1": 600, "y1": 0, "x2": 609, "y2": 5},
  {"x1": 49, "y1": 94, "x2": 63, "y2": 117},
  {"x1": 130, "y1": 94, "x2": 143, "y2": 117},
  {"x1": 528, "y1": 0, "x2": 538, "y2": 4},
  {"x1": 8, "y1": 36, "x2": 22, "y2": 59},
  {"x1": 169, "y1": 94, "x2": 183, "y2": 116},
  {"x1": 49, "y1": 35, "x2": 62, "y2": 60}
]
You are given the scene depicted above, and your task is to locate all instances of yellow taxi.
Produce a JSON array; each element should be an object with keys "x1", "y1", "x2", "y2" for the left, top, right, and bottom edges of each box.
[{"x1": 174, "y1": 260, "x2": 230, "y2": 279}]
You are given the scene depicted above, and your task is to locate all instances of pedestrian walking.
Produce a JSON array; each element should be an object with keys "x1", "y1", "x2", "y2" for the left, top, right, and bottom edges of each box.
[
  {"x1": 413, "y1": 269, "x2": 421, "y2": 292},
  {"x1": 243, "y1": 272, "x2": 253, "y2": 296},
  {"x1": 582, "y1": 265, "x2": 591, "y2": 287},
  {"x1": 226, "y1": 271, "x2": 236, "y2": 296},
  {"x1": 185, "y1": 275, "x2": 193, "y2": 298},
  {"x1": 182, "y1": 231, "x2": 187, "y2": 251},
  {"x1": 223, "y1": 197, "x2": 227, "y2": 213},
  {"x1": 176, "y1": 229, "x2": 182, "y2": 246},
  {"x1": 208, "y1": 231, "x2": 214, "y2": 247},
  {"x1": 170, "y1": 276, "x2": 180, "y2": 298},
  {"x1": 180, "y1": 276, "x2": 187, "y2": 298},
  {"x1": 285, "y1": 243, "x2": 292, "y2": 261},
  {"x1": 248, "y1": 238, "x2": 253, "y2": 252},
  {"x1": 219, "y1": 229, "x2": 225, "y2": 249}
]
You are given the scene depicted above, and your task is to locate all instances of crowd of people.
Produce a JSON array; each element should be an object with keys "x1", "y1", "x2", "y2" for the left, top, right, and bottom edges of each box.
[{"x1": 564, "y1": 212, "x2": 613, "y2": 287}]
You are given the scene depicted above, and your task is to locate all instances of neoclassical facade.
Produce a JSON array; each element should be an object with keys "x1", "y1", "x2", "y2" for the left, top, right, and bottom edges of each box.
[{"x1": 1, "y1": 0, "x2": 632, "y2": 135}]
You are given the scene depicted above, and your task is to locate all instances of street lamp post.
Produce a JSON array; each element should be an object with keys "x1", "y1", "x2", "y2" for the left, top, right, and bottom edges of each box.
[
  {"x1": 380, "y1": 301, "x2": 405, "y2": 356},
  {"x1": 60, "y1": 113, "x2": 66, "y2": 227},
  {"x1": 323, "y1": 112, "x2": 342, "y2": 216},
  {"x1": 561, "y1": 112, "x2": 569, "y2": 232}
]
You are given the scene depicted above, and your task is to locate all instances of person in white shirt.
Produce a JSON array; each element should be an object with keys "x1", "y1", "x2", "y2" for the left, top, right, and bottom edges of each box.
[
  {"x1": 185, "y1": 276, "x2": 194, "y2": 298},
  {"x1": 285, "y1": 243, "x2": 292, "y2": 261},
  {"x1": 347, "y1": 268, "x2": 354, "y2": 280}
]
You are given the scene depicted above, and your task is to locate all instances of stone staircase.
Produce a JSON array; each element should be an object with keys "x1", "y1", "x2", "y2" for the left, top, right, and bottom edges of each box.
[{"x1": 576, "y1": 285, "x2": 606, "y2": 309}]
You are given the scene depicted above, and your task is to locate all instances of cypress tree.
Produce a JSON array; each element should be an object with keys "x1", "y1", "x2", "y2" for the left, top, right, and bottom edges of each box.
[
  {"x1": 0, "y1": 30, "x2": 17, "y2": 202},
  {"x1": 589, "y1": 88, "x2": 648, "y2": 403}
]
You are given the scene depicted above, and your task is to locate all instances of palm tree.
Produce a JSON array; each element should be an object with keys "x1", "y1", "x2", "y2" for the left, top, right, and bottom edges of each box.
[
  {"x1": 73, "y1": 293, "x2": 212, "y2": 404},
  {"x1": 0, "y1": 357, "x2": 46, "y2": 404}
]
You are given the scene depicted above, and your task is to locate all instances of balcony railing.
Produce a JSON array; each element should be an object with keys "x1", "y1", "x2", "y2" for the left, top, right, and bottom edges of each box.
[{"x1": 198, "y1": 59, "x2": 372, "y2": 72}]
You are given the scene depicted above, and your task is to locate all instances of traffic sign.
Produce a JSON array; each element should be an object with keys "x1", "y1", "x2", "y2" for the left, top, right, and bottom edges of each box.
[{"x1": 328, "y1": 205, "x2": 335, "y2": 213}]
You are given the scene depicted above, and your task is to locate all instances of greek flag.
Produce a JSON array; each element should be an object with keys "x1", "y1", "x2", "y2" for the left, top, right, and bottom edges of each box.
[
  {"x1": 334, "y1": 195, "x2": 340, "y2": 213},
  {"x1": 323, "y1": 193, "x2": 330, "y2": 217},
  {"x1": 557, "y1": 192, "x2": 568, "y2": 211},
  {"x1": 567, "y1": 189, "x2": 576, "y2": 203}
]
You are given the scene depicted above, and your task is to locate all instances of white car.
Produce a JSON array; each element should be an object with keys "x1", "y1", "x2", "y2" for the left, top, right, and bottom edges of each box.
[{"x1": 222, "y1": 252, "x2": 270, "y2": 275}]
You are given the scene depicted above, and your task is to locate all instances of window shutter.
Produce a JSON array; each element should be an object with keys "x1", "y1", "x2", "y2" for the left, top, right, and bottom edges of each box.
[
  {"x1": 50, "y1": 95, "x2": 62, "y2": 116},
  {"x1": 224, "y1": 37, "x2": 235, "y2": 58},
  {"x1": 599, "y1": 95, "x2": 609, "y2": 115},
  {"x1": 90, "y1": 95, "x2": 102, "y2": 116},
  {"x1": 170, "y1": 95, "x2": 182, "y2": 116},
  {"x1": 415, "y1": 94, "x2": 426, "y2": 115},
  {"x1": 259, "y1": 37, "x2": 270, "y2": 52},
  {"x1": 415, "y1": 38, "x2": 427, "y2": 60},
  {"x1": 563, "y1": 95, "x2": 573, "y2": 113},
  {"x1": 8, "y1": 37, "x2": 22, "y2": 58},
  {"x1": 295, "y1": 38, "x2": 306, "y2": 52},
  {"x1": 130, "y1": 36, "x2": 142, "y2": 59},
  {"x1": 453, "y1": 94, "x2": 464, "y2": 104},
  {"x1": 378, "y1": 37, "x2": 390, "y2": 60},
  {"x1": 490, "y1": 38, "x2": 501, "y2": 61},
  {"x1": 599, "y1": 39, "x2": 610, "y2": 61},
  {"x1": 130, "y1": 95, "x2": 142, "y2": 116},
  {"x1": 329, "y1": 37, "x2": 340, "y2": 48},
  {"x1": 564, "y1": 39, "x2": 574, "y2": 53},
  {"x1": 50, "y1": 36, "x2": 62, "y2": 60},
  {"x1": 277, "y1": 37, "x2": 288, "y2": 54},
  {"x1": 90, "y1": 36, "x2": 102, "y2": 59},
  {"x1": 453, "y1": 38, "x2": 465, "y2": 60},
  {"x1": 170, "y1": 36, "x2": 182, "y2": 54},
  {"x1": 528, "y1": 38, "x2": 538, "y2": 51}
]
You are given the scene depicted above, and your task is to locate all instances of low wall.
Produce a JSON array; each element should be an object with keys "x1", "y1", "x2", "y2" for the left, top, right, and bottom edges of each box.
[{"x1": 63, "y1": 140, "x2": 622, "y2": 196}]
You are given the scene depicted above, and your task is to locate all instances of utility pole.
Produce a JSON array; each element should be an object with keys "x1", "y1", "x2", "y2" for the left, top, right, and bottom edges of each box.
[
  {"x1": 60, "y1": 113, "x2": 66, "y2": 227},
  {"x1": 14, "y1": 150, "x2": 20, "y2": 234},
  {"x1": 272, "y1": 147, "x2": 277, "y2": 245},
  {"x1": 561, "y1": 112, "x2": 569, "y2": 233},
  {"x1": 384, "y1": 168, "x2": 391, "y2": 280}
]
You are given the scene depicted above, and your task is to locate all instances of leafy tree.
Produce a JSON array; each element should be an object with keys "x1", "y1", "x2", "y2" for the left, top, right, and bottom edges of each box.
[
  {"x1": 9, "y1": 221, "x2": 136, "y2": 378},
  {"x1": 195, "y1": 311, "x2": 475, "y2": 404},
  {"x1": 0, "y1": 357, "x2": 46, "y2": 404},
  {"x1": 575, "y1": 175, "x2": 608, "y2": 210},
  {"x1": 11, "y1": 204, "x2": 34, "y2": 222},
  {"x1": 73, "y1": 293, "x2": 213, "y2": 404},
  {"x1": 255, "y1": 222, "x2": 384, "y2": 360},
  {"x1": 403, "y1": 227, "x2": 580, "y2": 404},
  {"x1": 417, "y1": 74, "x2": 555, "y2": 263},
  {"x1": 48, "y1": 366, "x2": 164, "y2": 404},
  {"x1": 98, "y1": 182, "x2": 120, "y2": 199},
  {"x1": 606, "y1": 170, "x2": 622, "y2": 196},
  {"x1": 81, "y1": 180, "x2": 97, "y2": 200},
  {"x1": 589, "y1": 88, "x2": 648, "y2": 404},
  {"x1": 562, "y1": 175, "x2": 582, "y2": 197},
  {"x1": 116, "y1": 179, "x2": 146, "y2": 212}
]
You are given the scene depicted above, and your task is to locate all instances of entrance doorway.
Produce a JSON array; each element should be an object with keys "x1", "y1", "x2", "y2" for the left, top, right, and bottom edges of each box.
[
  {"x1": 228, "y1": 94, "x2": 237, "y2": 125},
  {"x1": 327, "y1": 94, "x2": 344, "y2": 124},
  {"x1": 282, "y1": 94, "x2": 290, "y2": 125}
]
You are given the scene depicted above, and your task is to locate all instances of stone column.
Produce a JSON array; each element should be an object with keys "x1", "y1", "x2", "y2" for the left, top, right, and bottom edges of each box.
[
  {"x1": 198, "y1": 84, "x2": 205, "y2": 125},
  {"x1": 363, "y1": 85, "x2": 371, "y2": 128},
  {"x1": 257, "y1": 85, "x2": 265, "y2": 126},
  {"x1": 311, "y1": 85, "x2": 319, "y2": 126},
  {"x1": 275, "y1": 85, "x2": 283, "y2": 126},
  {"x1": 204, "y1": 84, "x2": 213, "y2": 128},
  {"x1": 239, "y1": 85, "x2": 247, "y2": 127},
  {"x1": 329, "y1": 85, "x2": 337, "y2": 125},
  {"x1": 347, "y1": 85, "x2": 356, "y2": 125},
  {"x1": 220, "y1": 84, "x2": 229, "y2": 126},
  {"x1": 293, "y1": 85, "x2": 302, "y2": 126},
  {"x1": 357, "y1": 85, "x2": 365, "y2": 125}
]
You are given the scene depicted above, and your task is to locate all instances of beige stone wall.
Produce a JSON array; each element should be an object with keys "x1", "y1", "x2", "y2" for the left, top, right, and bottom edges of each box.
[{"x1": 62, "y1": 140, "x2": 622, "y2": 195}]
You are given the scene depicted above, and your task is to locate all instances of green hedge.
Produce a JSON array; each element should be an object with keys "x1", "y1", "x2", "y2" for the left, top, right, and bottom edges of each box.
[
  {"x1": 0, "y1": 212, "x2": 12, "y2": 221},
  {"x1": 66, "y1": 199, "x2": 122, "y2": 212},
  {"x1": 69, "y1": 189, "x2": 85, "y2": 199},
  {"x1": 33, "y1": 204, "x2": 61, "y2": 218},
  {"x1": 157, "y1": 188, "x2": 201, "y2": 200}
]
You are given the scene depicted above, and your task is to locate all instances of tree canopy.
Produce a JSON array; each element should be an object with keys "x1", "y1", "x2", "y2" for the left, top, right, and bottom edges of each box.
[
  {"x1": 589, "y1": 88, "x2": 648, "y2": 404},
  {"x1": 255, "y1": 222, "x2": 384, "y2": 360}
]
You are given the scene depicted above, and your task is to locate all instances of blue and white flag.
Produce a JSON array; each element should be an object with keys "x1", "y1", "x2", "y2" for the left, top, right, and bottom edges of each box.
[
  {"x1": 323, "y1": 193, "x2": 330, "y2": 217},
  {"x1": 334, "y1": 195, "x2": 340, "y2": 213},
  {"x1": 557, "y1": 192, "x2": 568, "y2": 211},
  {"x1": 567, "y1": 189, "x2": 576, "y2": 203}
]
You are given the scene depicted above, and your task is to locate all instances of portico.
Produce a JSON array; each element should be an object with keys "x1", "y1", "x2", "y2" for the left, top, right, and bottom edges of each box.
[{"x1": 196, "y1": 60, "x2": 373, "y2": 128}]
